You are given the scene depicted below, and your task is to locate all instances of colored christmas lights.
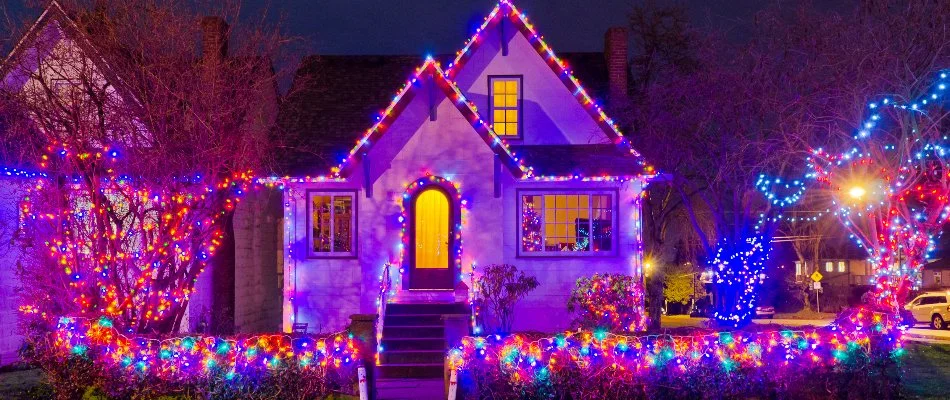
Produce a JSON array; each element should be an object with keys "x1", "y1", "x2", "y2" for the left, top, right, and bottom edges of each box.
[
  {"x1": 567, "y1": 273, "x2": 646, "y2": 332},
  {"x1": 444, "y1": 1, "x2": 652, "y2": 173},
  {"x1": 18, "y1": 141, "x2": 253, "y2": 334},
  {"x1": 51, "y1": 316, "x2": 359, "y2": 384},
  {"x1": 711, "y1": 235, "x2": 772, "y2": 328},
  {"x1": 763, "y1": 69, "x2": 950, "y2": 311},
  {"x1": 448, "y1": 308, "x2": 904, "y2": 390}
]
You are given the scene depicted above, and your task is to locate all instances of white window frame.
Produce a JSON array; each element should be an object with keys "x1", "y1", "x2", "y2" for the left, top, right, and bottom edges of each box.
[
  {"x1": 517, "y1": 190, "x2": 618, "y2": 257},
  {"x1": 306, "y1": 190, "x2": 357, "y2": 258}
]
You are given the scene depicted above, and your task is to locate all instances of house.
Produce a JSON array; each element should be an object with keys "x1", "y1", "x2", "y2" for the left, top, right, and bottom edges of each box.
[
  {"x1": 921, "y1": 259, "x2": 950, "y2": 290},
  {"x1": 786, "y1": 242, "x2": 873, "y2": 312},
  {"x1": 274, "y1": 0, "x2": 652, "y2": 345},
  {"x1": 0, "y1": 0, "x2": 652, "y2": 375}
]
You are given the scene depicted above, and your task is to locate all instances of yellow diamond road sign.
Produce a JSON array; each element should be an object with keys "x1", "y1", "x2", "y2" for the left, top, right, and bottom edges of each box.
[{"x1": 810, "y1": 271, "x2": 823, "y2": 282}]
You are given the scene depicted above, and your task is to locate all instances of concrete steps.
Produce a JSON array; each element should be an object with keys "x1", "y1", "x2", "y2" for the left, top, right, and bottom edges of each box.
[{"x1": 377, "y1": 302, "x2": 463, "y2": 380}]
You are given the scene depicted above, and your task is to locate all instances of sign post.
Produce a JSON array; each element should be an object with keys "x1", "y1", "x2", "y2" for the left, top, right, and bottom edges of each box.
[{"x1": 810, "y1": 271, "x2": 824, "y2": 313}]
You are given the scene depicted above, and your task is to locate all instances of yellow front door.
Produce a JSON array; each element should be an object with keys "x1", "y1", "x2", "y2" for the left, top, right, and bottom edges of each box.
[
  {"x1": 411, "y1": 188, "x2": 453, "y2": 289},
  {"x1": 414, "y1": 188, "x2": 449, "y2": 269}
]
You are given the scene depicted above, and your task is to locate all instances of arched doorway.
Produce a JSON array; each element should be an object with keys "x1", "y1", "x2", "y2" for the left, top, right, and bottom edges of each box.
[{"x1": 406, "y1": 179, "x2": 459, "y2": 290}]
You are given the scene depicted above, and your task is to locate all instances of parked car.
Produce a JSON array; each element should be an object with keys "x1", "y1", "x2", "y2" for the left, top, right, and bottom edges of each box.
[
  {"x1": 904, "y1": 292, "x2": 950, "y2": 329},
  {"x1": 754, "y1": 306, "x2": 775, "y2": 319}
]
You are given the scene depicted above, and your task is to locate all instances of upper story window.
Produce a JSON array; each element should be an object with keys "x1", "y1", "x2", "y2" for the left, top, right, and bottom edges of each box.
[
  {"x1": 308, "y1": 191, "x2": 356, "y2": 258},
  {"x1": 825, "y1": 261, "x2": 833, "y2": 272},
  {"x1": 489, "y1": 76, "x2": 522, "y2": 138},
  {"x1": 837, "y1": 261, "x2": 846, "y2": 273},
  {"x1": 519, "y1": 191, "x2": 615, "y2": 256}
]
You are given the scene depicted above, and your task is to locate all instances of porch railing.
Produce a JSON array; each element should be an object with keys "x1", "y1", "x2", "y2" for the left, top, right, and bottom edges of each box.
[{"x1": 375, "y1": 262, "x2": 394, "y2": 365}]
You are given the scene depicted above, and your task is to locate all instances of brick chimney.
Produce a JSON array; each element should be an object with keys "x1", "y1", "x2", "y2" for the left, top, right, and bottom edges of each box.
[
  {"x1": 604, "y1": 27, "x2": 628, "y2": 104},
  {"x1": 201, "y1": 16, "x2": 229, "y2": 65}
]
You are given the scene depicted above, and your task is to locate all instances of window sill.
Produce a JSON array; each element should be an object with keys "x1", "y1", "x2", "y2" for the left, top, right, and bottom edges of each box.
[{"x1": 516, "y1": 251, "x2": 618, "y2": 258}]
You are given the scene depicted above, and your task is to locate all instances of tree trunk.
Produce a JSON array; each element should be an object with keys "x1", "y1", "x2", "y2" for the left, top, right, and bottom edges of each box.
[{"x1": 210, "y1": 213, "x2": 236, "y2": 335}]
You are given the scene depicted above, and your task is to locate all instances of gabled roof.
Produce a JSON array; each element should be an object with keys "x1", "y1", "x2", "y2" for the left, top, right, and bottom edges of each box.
[
  {"x1": 2, "y1": 1, "x2": 136, "y2": 105},
  {"x1": 512, "y1": 144, "x2": 644, "y2": 177},
  {"x1": 276, "y1": 51, "x2": 614, "y2": 177},
  {"x1": 332, "y1": 59, "x2": 529, "y2": 178},
  {"x1": 274, "y1": 0, "x2": 655, "y2": 180},
  {"x1": 443, "y1": 0, "x2": 648, "y2": 168}
]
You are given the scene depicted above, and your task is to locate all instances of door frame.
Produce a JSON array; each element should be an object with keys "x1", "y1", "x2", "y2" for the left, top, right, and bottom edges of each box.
[{"x1": 402, "y1": 176, "x2": 461, "y2": 290}]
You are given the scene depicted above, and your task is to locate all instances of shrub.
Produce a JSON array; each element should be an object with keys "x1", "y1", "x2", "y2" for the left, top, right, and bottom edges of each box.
[
  {"x1": 450, "y1": 325, "x2": 903, "y2": 400},
  {"x1": 22, "y1": 318, "x2": 361, "y2": 400},
  {"x1": 477, "y1": 264, "x2": 539, "y2": 333},
  {"x1": 567, "y1": 273, "x2": 645, "y2": 332}
]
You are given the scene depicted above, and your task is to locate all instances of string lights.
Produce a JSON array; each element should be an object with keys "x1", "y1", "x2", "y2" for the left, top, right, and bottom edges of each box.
[
  {"x1": 52, "y1": 316, "x2": 359, "y2": 383},
  {"x1": 448, "y1": 308, "x2": 904, "y2": 389},
  {"x1": 760, "y1": 68, "x2": 950, "y2": 311}
]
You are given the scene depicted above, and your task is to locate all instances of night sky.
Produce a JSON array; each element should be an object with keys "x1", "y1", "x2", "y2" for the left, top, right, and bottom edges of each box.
[{"x1": 4, "y1": 0, "x2": 852, "y2": 55}]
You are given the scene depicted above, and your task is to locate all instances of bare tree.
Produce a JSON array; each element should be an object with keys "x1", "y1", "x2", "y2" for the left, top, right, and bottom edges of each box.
[{"x1": 1, "y1": 0, "x2": 291, "y2": 334}]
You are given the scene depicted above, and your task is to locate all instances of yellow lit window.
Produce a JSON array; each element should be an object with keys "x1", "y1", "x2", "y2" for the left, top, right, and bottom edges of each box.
[
  {"x1": 490, "y1": 77, "x2": 520, "y2": 137},
  {"x1": 309, "y1": 191, "x2": 356, "y2": 257},
  {"x1": 520, "y1": 193, "x2": 614, "y2": 254}
]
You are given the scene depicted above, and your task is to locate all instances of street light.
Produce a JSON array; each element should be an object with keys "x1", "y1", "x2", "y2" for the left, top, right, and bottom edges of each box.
[{"x1": 848, "y1": 185, "x2": 867, "y2": 200}]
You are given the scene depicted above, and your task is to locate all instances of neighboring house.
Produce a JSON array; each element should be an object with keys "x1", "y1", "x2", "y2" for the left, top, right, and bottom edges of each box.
[
  {"x1": 792, "y1": 258, "x2": 872, "y2": 287},
  {"x1": 788, "y1": 243, "x2": 873, "y2": 312},
  {"x1": 275, "y1": 0, "x2": 651, "y2": 345},
  {"x1": 0, "y1": 1, "x2": 280, "y2": 365},
  {"x1": 921, "y1": 259, "x2": 950, "y2": 290}
]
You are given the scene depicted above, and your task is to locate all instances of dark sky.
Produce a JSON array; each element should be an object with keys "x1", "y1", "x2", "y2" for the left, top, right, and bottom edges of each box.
[{"x1": 4, "y1": 0, "x2": 852, "y2": 56}]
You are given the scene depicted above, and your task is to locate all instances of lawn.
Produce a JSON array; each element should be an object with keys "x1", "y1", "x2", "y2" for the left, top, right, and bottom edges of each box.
[{"x1": 902, "y1": 343, "x2": 950, "y2": 399}]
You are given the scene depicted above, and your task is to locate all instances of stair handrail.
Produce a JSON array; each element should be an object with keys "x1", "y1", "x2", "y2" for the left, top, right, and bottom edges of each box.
[{"x1": 375, "y1": 262, "x2": 394, "y2": 365}]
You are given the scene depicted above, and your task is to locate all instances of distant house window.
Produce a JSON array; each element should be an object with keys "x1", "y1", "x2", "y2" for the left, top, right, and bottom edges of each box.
[
  {"x1": 795, "y1": 261, "x2": 802, "y2": 277},
  {"x1": 489, "y1": 76, "x2": 521, "y2": 137},
  {"x1": 519, "y1": 192, "x2": 615, "y2": 255},
  {"x1": 936, "y1": 271, "x2": 942, "y2": 285},
  {"x1": 838, "y1": 261, "x2": 846, "y2": 273},
  {"x1": 825, "y1": 261, "x2": 833, "y2": 272},
  {"x1": 308, "y1": 191, "x2": 356, "y2": 257}
]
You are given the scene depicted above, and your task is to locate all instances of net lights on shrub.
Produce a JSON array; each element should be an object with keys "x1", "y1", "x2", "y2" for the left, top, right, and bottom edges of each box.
[
  {"x1": 711, "y1": 235, "x2": 772, "y2": 328},
  {"x1": 52, "y1": 317, "x2": 359, "y2": 383},
  {"x1": 448, "y1": 308, "x2": 904, "y2": 386}
]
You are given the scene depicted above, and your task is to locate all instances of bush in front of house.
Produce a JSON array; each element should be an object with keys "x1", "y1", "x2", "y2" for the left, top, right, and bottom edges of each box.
[
  {"x1": 20, "y1": 318, "x2": 361, "y2": 400},
  {"x1": 449, "y1": 321, "x2": 904, "y2": 400},
  {"x1": 477, "y1": 264, "x2": 540, "y2": 333},
  {"x1": 567, "y1": 273, "x2": 646, "y2": 332}
]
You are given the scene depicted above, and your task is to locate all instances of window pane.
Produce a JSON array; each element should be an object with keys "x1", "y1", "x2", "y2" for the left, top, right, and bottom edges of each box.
[
  {"x1": 522, "y1": 195, "x2": 542, "y2": 252},
  {"x1": 494, "y1": 95, "x2": 506, "y2": 108},
  {"x1": 837, "y1": 261, "x2": 845, "y2": 273},
  {"x1": 506, "y1": 109, "x2": 518, "y2": 122},
  {"x1": 506, "y1": 94, "x2": 518, "y2": 107},
  {"x1": 495, "y1": 122, "x2": 506, "y2": 135},
  {"x1": 825, "y1": 262, "x2": 833, "y2": 272},
  {"x1": 522, "y1": 193, "x2": 613, "y2": 253},
  {"x1": 506, "y1": 80, "x2": 518, "y2": 93},
  {"x1": 493, "y1": 80, "x2": 506, "y2": 93},
  {"x1": 311, "y1": 195, "x2": 332, "y2": 252},
  {"x1": 494, "y1": 109, "x2": 506, "y2": 123},
  {"x1": 332, "y1": 196, "x2": 352, "y2": 252},
  {"x1": 592, "y1": 194, "x2": 612, "y2": 251},
  {"x1": 506, "y1": 123, "x2": 518, "y2": 135}
]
